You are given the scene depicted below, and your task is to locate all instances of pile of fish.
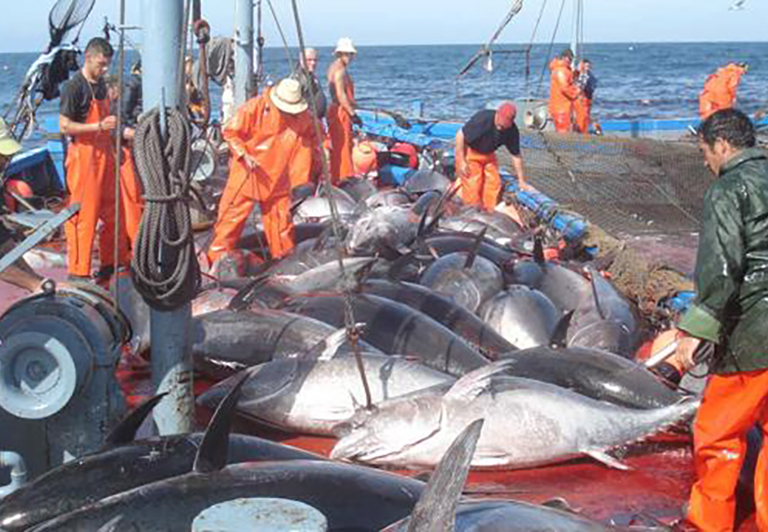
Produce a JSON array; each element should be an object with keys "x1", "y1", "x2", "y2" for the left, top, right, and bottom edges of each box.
[{"x1": 181, "y1": 171, "x2": 696, "y2": 472}]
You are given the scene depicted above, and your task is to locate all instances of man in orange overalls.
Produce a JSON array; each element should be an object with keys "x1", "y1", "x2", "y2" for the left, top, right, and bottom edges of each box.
[
  {"x1": 454, "y1": 102, "x2": 528, "y2": 212},
  {"x1": 208, "y1": 78, "x2": 315, "y2": 265},
  {"x1": 699, "y1": 62, "x2": 748, "y2": 120},
  {"x1": 60, "y1": 37, "x2": 130, "y2": 282},
  {"x1": 327, "y1": 37, "x2": 362, "y2": 183},
  {"x1": 549, "y1": 49, "x2": 580, "y2": 133}
]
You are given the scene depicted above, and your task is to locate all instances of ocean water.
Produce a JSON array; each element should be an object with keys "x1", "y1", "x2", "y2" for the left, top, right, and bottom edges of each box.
[{"x1": 1, "y1": 42, "x2": 767, "y2": 136}]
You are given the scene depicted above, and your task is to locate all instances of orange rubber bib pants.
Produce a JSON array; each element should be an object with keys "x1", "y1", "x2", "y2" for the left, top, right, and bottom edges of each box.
[
  {"x1": 574, "y1": 96, "x2": 592, "y2": 134},
  {"x1": 461, "y1": 147, "x2": 502, "y2": 212},
  {"x1": 328, "y1": 77, "x2": 355, "y2": 182},
  {"x1": 64, "y1": 97, "x2": 130, "y2": 277},
  {"x1": 209, "y1": 92, "x2": 313, "y2": 262},
  {"x1": 119, "y1": 146, "x2": 144, "y2": 249},
  {"x1": 549, "y1": 58, "x2": 579, "y2": 133},
  {"x1": 688, "y1": 368, "x2": 768, "y2": 532}
]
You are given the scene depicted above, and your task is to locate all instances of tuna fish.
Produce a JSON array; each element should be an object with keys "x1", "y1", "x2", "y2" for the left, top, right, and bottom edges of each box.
[
  {"x1": 479, "y1": 286, "x2": 563, "y2": 349},
  {"x1": 281, "y1": 293, "x2": 490, "y2": 376},
  {"x1": 494, "y1": 347, "x2": 683, "y2": 409},
  {"x1": 331, "y1": 366, "x2": 699, "y2": 470},
  {"x1": 292, "y1": 192, "x2": 357, "y2": 224},
  {"x1": 419, "y1": 251, "x2": 504, "y2": 313},
  {"x1": 198, "y1": 354, "x2": 454, "y2": 435},
  {"x1": 190, "y1": 307, "x2": 380, "y2": 376},
  {"x1": 346, "y1": 205, "x2": 421, "y2": 255},
  {"x1": 361, "y1": 279, "x2": 517, "y2": 358},
  {"x1": 402, "y1": 169, "x2": 453, "y2": 195}
]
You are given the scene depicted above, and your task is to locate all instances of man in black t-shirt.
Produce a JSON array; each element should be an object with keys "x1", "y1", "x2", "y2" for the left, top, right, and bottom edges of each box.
[
  {"x1": 455, "y1": 102, "x2": 529, "y2": 211},
  {"x1": 59, "y1": 37, "x2": 130, "y2": 283}
]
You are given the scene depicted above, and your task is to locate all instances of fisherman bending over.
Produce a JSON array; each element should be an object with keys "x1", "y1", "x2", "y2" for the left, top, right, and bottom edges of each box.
[
  {"x1": 327, "y1": 37, "x2": 361, "y2": 182},
  {"x1": 455, "y1": 102, "x2": 528, "y2": 212},
  {"x1": 59, "y1": 37, "x2": 130, "y2": 284},
  {"x1": 699, "y1": 62, "x2": 748, "y2": 120},
  {"x1": 208, "y1": 78, "x2": 315, "y2": 266}
]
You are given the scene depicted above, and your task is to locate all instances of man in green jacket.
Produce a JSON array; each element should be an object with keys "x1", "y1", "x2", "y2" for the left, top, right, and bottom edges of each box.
[{"x1": 678, "y1": 108, "x2": 768, "y2": 531}]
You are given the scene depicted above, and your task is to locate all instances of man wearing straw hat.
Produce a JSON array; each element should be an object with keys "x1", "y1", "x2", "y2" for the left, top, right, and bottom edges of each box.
[
  {"x1": 208, "y1": 78, "x2": 315, "y2": 265},
  {"x1": 327, "y1": 37, "x2": 362, "y2": 182}
]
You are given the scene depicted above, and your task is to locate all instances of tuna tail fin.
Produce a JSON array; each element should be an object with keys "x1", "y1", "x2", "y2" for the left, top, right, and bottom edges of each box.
[
  {"x1": 549, "y1": 310, "x2": 574, "y2": 348},
  {"x1": 464, "y1": 225, "x2": 488, "y2": 270},
  {"x1": 404, "y1": 419, "x2": 484, "y2": 532},
  {"x1": 193, "y1": 370, "x2": 251, "y2": 474},
  {"x1": 227, "y1": 273, "x2": 271, "y2": 312},
  {"x1": 105, "y1": 393, "x2": 168, "y2": 446},
  {"x1": 532, "y1": 235, "x2": 545, "y2": 265}
]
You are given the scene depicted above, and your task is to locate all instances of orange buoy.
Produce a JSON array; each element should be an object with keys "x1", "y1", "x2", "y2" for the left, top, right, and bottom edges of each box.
[{"x1": 352, "y1": 140, "x2": 378, "y2": 176}]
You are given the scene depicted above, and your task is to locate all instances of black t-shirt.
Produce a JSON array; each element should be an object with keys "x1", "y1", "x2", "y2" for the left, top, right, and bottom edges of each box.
[
  {"x1": 122, "y1": 74, "x2": 143, "y2": 127},
  {"x1": 60, "y1": 71, "x2": 108, "y2": 124},
  {"x1": 462, "y1": 109, "x2": 520, "y2": 156}
]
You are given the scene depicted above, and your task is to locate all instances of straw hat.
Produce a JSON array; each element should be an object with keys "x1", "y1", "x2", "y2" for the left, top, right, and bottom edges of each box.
[
  {"x1": 334, "y1": 37, "x2": 357, "y2": 55},
  {"x1": 0, "y1": 118, "x2": 22, "y2": 157},
  {"x1": 269, "y1": 78, "x2": 308, "y2": 115}
]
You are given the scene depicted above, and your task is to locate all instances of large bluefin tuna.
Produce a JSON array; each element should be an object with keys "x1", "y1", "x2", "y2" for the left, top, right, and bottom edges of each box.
[{"x1": 479, "y1": 285, "x2": 562, "y2": 349}]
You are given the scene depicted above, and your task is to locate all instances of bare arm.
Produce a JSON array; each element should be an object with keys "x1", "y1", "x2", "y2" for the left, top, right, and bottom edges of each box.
[
  {"x1": 510, "y1": 154, "x2": 528, "y2": 189},
  {"x1": 455, "y1": 129, "x2": 468, "y2": 177},
  {"x1": 332, "y1": 68, "x2": 356, "y2": 117},
  {"x1": 60, "y1": 114, "x2": 116, "y2": 137}
]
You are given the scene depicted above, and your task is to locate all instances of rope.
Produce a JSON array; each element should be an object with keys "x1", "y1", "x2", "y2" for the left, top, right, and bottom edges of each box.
[
  {"x1": 131, "y1": 107, "x2": 201, "y2": 310},
  {"x1": 290, "y1": 0, "x2": 373, "y2": 409},
  {"x1": 524, "y1": 0, "x2": 549, "y2": 94},
  {"x1": 266, "y1": 0, "x2": 295, "y2": 68},
  {"x1": 536, "y1": 0, "x2": 567, "y2": 97}
]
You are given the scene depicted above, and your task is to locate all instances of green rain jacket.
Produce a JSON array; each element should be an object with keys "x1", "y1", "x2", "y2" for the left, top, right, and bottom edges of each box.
[{"x1": 678, "y1": 148, "x2": 768, "y2": 374}]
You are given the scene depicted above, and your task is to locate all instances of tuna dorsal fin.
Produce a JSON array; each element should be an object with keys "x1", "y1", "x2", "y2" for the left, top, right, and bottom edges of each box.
[
  {"x1": 193, "y1": 370, "x2": 251, "y2": 474},
  {"x1": 464, "y1": 226, "x2": 488, "y2": 270},
  {"x1": 584, "y1": 449, "x2": 630, "y2": 471},
  {"x1": 424, "y1": 183, "x2": 461, "y2": 235},
  {"x1": 549, "y1": 310, "x2": 574, "y2": 348},
  {"x1": 105, "y1": 393, "x2": 168, "y2": 446},
  {"x1": 405, "y1": 419, "x2": 484, "y2": 532},
  {"x1": 446, "y1": 364, "x2": 500, "y2": 401},
  {"x1": 227, "y1": 273, "x2": 271, "y2": 312},
  {"x1": 532, "y1": 236, "x2": 545, "y2": 265},
  {"x1": 416, "y1": 205, "x2": 431, "y2": 239}
]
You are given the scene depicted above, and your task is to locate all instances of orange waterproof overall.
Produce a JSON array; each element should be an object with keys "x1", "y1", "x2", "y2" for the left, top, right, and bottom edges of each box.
[
  {"x1": 461, "y1": 147, "x2": 502, "y2": 212},
  {"x1": 549, "y1": 58, "x2": 579, "y2": 133},
  {"x1": 208, "y1": 91, "x2": 313, "y2": 262},
  {"x1": 119, "y1": 146, "x2": 144, "y2": 249},
  {"x1": 574, "y1": 95, "x2": 592, "y2": 134},
  {"x1": 63, "y1": 97, "x2": 130, "y2": 277},
  {"x1": 688, "y1": 368, "x2": 768, "y2": 532},
  {"x1": 699, "y1": 64, "x2": 747, "y2": 120},
  {"x1": 327, "y1": 76, "x2": 355, "y2": 182}
]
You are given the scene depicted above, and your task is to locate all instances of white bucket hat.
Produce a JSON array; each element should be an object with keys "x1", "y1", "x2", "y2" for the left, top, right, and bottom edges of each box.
[
  {"x1": 334, "y1": 37, "x2": 357, "y2": 55},
  {"x1": 269, "y1": 78, "x2": 308, "y2": 115}
]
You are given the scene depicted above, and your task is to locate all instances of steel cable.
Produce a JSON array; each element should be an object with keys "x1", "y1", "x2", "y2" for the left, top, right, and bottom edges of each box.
[{"x1": 131, "y1": 107, "x2": 201, "y2": 310}]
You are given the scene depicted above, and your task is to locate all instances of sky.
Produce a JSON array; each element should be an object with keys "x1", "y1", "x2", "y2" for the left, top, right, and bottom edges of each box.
[{"x1": 0, "y1": 0, "x2": 764, "y2": 54}]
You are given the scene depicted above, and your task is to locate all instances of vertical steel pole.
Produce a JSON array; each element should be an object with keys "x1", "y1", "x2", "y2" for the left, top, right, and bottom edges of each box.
[
  {"x1": 141, "y1": 0, "x2": 194, "y2": 435},
  {"x1": 234, "y1": 0, "x2": 254, "y2": 107},
  {"x1": 571, "y1": 0, "x2": 581, "y2": 62}
]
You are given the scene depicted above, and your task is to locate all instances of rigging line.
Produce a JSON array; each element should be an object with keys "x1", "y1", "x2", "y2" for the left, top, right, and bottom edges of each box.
[
  {"x1": 535, "y1": 0, "x2": 566, "y2": 97},
  {"x1": 290, "y1": 0, "x2": 374, "y2": 410},
  {"x1": 266, "y1": 0, "x2": 295, "y2": 68},
  {"x1": 112, "y1": 0, "x2": 127, "y2": 305},
  {"x1": 524, "y1": 0, "x2": 549, "y2": 94},
  {"x1": 255, "y1": 0, "x2": 264, "y2": 91}
]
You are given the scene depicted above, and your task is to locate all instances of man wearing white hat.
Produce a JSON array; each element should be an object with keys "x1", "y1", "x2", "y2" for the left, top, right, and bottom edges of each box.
[
  {"x1": 208, "y1": 78, "x2": 316, "y2": 264},
  {"x1": 327, "y1": 37, "x2": 361, "y2": 182},
  {"x1": 0, "y1": 118, "x2": 53, "y2": 291}
]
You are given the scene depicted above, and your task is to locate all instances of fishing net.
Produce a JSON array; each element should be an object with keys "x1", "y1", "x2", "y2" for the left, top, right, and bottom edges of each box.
[
  {"x1": 498, "y1": 132, "x2": 710, "y2": 309},
  {"x1": 48, "y1": 0, "x2": 96, "y2": 49}
]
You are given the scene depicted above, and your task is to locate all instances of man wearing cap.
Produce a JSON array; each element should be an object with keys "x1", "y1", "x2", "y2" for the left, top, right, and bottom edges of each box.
[
  {"x1": 208, "y1": 78, "x2": 315, "y2": 264},
  {"x1": 327, "y1": 37, "x2": 361, "y2": 182},
  {"x1": 0, "y1": 118, "x2": 54, "y2": 291},
  {"x1": 699, "y1": 62, "x2": 749, "y2": 120},
  {"x1": 455, "y1": 102, "x2": 529, "y2": 212}
]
